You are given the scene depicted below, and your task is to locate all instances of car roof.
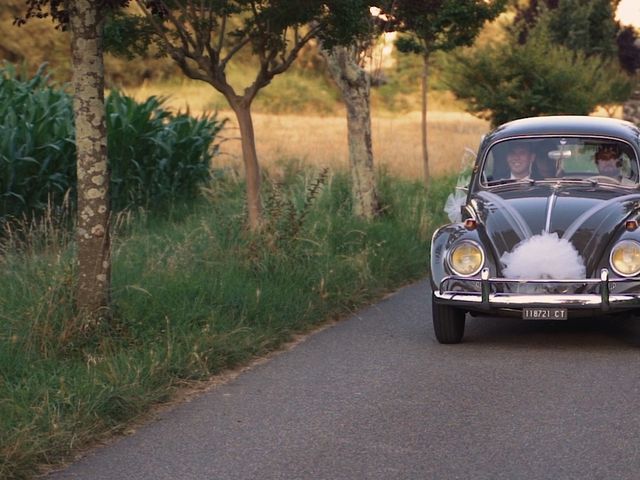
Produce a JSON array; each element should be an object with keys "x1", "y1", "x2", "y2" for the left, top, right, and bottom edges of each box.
[{"x1": 483, "y1": 116, "x2": 640, "y2": 146}]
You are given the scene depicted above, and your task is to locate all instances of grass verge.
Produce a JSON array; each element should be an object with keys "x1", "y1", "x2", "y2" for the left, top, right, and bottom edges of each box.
[{"x1": 0, "y1": 166, "x2": 456, "y2": 479}]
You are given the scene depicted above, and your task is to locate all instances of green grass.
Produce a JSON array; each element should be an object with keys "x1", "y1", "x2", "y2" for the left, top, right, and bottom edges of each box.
[{"x1": 0, "y1": 167, "x2": 455, "y2": 479}]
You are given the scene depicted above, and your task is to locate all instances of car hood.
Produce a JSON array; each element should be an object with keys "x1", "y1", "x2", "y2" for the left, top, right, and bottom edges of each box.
[{"x1": 470, "y1": 183, "x2": 640, "y2": 276}]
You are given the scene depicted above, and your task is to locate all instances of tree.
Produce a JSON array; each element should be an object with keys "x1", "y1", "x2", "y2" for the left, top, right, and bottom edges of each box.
[
  {"x1": 17, "y1": 0, "x2": 126, "y2": 321},
  {"x1": 321, "y1": 9, "x2": 390, "y2": 219},
  {"x1": 67, "y1": 0, "x2": 112, "y2": 320},
  {"x1": 121, "y1": 0, "x2": 370, "y2": 230},
  {"x1": 513, "y1": 0, "x2": 619, "y2": 57},
  {"x1": 618, "y1": 25, "x2": 640, "y2": 125},
  {"x1": 443, "y1": 27, "x2": 632, "y2": 127},
  {"x1": 618, "y1": 26, "x2": 640, "y2": 75},
  {"x1": 512, "y1": 0, "x2": 635, "y2": 119},
  {"x1": 391, "y1": 0, "x2": 504, "y2": 185},
  {"x1": 443, "y1": 0, "x2": 633, "y2": 127},
  {"x1": 543, "y1": 0, "x2": 618, "y2": 57},
  {"x1": 323, "y1": 46, "x2": 379, "y2": 219}
]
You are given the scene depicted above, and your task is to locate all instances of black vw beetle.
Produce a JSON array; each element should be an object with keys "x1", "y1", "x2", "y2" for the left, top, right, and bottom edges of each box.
[{"x1": 430, "y1": 116, "x2": 640, "y2": 343}]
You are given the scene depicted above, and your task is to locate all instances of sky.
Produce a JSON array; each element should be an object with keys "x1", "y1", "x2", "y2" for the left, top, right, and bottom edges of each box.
[{"x1": 617, "y1": 0, "x2": 640, "y2": 27}]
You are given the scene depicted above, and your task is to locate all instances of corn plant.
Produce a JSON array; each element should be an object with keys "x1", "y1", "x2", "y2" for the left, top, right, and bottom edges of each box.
[
  {"x1": 0, "y1": 64, "x2": 75, "y2": 224},
  {"x1": 107, "y1": 91, "x2": 224, "y2": 211},
  {"x1": 0, "y1": 63, "x2": 224, "y2": 226}
]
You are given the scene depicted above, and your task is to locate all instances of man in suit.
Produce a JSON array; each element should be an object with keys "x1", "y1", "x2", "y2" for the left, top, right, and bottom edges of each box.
[{"x1": 506, "y1": 143, "x2": 535, "y2": 180}]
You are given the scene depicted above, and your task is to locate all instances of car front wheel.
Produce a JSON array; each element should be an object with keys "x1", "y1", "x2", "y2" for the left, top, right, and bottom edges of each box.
[{"x1": 432, "y1": 299, "x2": 466, "y2": 344}]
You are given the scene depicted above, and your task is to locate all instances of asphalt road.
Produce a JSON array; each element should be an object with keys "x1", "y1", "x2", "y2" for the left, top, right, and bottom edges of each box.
[{"x1": 49, "y1": 279, "x2": 640, "y2": 480}]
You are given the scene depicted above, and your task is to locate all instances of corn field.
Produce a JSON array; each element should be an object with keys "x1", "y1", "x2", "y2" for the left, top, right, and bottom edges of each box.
[{"x1": 0, "y1": 64, "x2": 224, "y2": 225}]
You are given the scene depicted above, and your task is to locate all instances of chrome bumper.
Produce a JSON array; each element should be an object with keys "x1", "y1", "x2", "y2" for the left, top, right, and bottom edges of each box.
[{"x1": 435, "y1": 268, "x2": 640, "y2": 312}]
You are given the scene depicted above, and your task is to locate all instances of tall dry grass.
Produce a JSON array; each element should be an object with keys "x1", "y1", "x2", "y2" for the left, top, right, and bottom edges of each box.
[
  {"x1": 216, "y1": 110, "x2": 487, "y2": 179},
  {"x1": 123, "y1": 82, "x2": 490, "y2": 180}
]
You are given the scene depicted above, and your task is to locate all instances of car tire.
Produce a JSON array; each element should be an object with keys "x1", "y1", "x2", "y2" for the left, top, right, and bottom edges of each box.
[{"x1": 432, "y1": 299, "x2": 466, "y2": 344}]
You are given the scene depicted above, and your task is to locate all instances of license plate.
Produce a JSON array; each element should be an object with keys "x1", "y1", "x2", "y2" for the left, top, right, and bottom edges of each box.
[{"x1": 522, "y1": 307, "x2": 568, "y2": 320}]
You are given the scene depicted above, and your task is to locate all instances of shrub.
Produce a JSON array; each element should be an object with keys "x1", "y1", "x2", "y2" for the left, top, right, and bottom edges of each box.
[
  {"x1": 0, "y1": 63, "x2": 224, "y2": 224},
  {"x1": 443, "y1": 29, "x2": 632, "y2": 127}
]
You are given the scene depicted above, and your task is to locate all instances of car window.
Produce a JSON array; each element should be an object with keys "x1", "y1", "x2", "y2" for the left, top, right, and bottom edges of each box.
[{"x1": 481, "y1": 137, "x2": 639, "y2": 186}]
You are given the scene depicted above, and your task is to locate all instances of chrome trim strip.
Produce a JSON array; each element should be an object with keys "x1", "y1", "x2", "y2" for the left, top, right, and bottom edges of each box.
[
  {"x1": 433, "y1": 291, "x2": 640, "y2": 307},
  {"x1": 441, "y1": 275, "x2": 600, "y2": 286},
  {"x1": 481, "y1": 267, "x2": 490, "y2": 304},
  {"x1": 543, "y1": 186, "x2": 558, "y2": 233},
  {"x1": 437, "y1": 268, "x2": 640, "y2": 311},
  {"x1": 601, "y1": 268, "x2": 610, "y2": 310}
]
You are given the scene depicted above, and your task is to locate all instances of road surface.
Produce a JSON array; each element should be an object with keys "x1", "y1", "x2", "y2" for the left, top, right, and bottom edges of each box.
[{"x1": 49, "y1": 279, "x2": 640, "y2": 479}]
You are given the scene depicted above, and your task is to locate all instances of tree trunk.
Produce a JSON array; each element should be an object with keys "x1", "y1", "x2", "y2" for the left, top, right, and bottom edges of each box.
[
  {"x1": 623, "y1": 76, "x2": 640, "y2": 126},
  {"x1": 324, "y1": 45, "x2": 379, "y2": 219},
  {"x1": 229, "y1": 97, "x2": 262, "y2": 230},
  {"x1": 68, "y1": 0, "x2": 111, "y2": 319},
  {"x1": 421, "y1": 51, "x2": 430, "y2": 186}
]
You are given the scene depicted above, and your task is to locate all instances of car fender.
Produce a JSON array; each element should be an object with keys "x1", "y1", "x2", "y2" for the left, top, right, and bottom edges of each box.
[{"x1": 430, "y1": 223, "x2": 499, "y2": 289}]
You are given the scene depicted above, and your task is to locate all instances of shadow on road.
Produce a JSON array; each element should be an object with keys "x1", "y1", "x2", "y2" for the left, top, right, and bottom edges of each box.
[{"x1": 455, "y1": 314, "x2": 640, "y2": 350}]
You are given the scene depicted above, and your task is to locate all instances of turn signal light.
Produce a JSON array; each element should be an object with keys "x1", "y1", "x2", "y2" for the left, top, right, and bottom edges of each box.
[
  {"x1": 464, "y1": 219, "x2": 478, "y2": 230},
  {"x1": 625, "y1": 220, "x2": 638, "y2": 231}
]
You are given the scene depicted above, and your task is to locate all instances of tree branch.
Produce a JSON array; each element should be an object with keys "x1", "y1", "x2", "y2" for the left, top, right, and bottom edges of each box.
[
  {"x1": 269, "y1": 22, "x2": 324, "y2": 77},
  {"x1": 198, "y1": 0, "x2": 217, "y2": 64},
  {"x1": 217, "y1": 13, "x2": 226, "y2": 54},
  {"x1": 187, "y1": 0, "x2": 205, "y2": 55},
  {"x1": 135, "y1": 0, "x2": 182, "y2": 58},
  {"x1": 163, "y1": 0, "x2": 197, "y2": 54},
  {"x1": 243, "y1": 23, "x2": 324, "y2": 103},
  {"x1": 220, "y1": 37, "x2": 251, "y2": 69}
]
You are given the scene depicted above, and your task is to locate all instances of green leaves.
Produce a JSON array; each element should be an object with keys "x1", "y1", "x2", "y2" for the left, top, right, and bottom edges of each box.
[
  {"x1": 0, "y1": 63, "x2": 75, "y2": 222},
  {"x1": 441, "y1": 0, "x2": 634, "y2": 127},
  {"x1": 0, "y1": 64, "x2": 224, "y2": 224},
  {"x1": 393, "y1": 0, "x2": 506, "y2": 54},
  {"x1": 443, "y1": 31, "x2": 633, "y2": 127},
  {"x1": 514, "y1": 0, "x2": 619, "y2": 59},
  {"x1": 106, "y1": 91, "x2": 224, "y2": 211}
]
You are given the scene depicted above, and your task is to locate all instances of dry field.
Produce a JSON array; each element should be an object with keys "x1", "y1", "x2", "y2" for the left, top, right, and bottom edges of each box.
[
  {"x1": 124, "y1": 83, "x2": 490, "y2": 180},
  {"x1": 214, "y1": 111, "x2": 487, "y2": 180}
]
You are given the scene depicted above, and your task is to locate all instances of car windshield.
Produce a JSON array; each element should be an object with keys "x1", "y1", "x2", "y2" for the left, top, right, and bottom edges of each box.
[{"x1": 481, "y1": 137, "x2": 640, "y2": 187}]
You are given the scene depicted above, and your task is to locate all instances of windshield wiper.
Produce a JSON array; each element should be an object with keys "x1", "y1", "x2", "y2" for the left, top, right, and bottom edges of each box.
[{"x1": 558, "y1": 177, "x2": 594, "y2": 184}]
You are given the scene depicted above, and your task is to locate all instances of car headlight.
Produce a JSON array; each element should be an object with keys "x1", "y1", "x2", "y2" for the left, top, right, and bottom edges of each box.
[
  {"x1": 610, "y1": 240, "x2": 640, "y2": 277},
  {"x1": 447, "y1": 241, "x2": 484, "y2": 277}
]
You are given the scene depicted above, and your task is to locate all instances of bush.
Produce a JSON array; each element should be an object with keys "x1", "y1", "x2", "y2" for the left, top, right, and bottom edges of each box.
[
  {"x1": 443, "y1": 25, "x2": 632, "y2": 127},
  {"x1": 0, "y1": 63, "x2": 224, "y2": 224}
]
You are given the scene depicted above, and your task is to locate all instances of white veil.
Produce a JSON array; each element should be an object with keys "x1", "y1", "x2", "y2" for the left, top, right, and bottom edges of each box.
[{"x1": 443, "y1": 147, "x2": 476, "y2": 223}]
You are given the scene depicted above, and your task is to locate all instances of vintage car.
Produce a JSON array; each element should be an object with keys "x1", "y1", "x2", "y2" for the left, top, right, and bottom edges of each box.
[{"x1": 430, "y1": 115, "x2": 640, "y2": 343}]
